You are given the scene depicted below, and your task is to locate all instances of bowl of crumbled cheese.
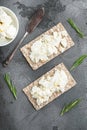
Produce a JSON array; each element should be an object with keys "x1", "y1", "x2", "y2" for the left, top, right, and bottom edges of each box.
[{"x1": 0, "y1": 6, "x2": 19, "y2": 46}]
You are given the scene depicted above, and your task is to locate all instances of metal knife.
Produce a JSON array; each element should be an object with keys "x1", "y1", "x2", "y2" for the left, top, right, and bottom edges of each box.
[{"x1": 3, "y1": 7, "x2": 45, "y2": 67}]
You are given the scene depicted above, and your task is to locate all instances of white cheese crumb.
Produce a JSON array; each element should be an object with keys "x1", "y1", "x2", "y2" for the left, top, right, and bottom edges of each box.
[
  {"x1": 60, "y1": 38, "x2": 67, "y2": 48},
  {"x1": 30, "y1": 69, "x2": 68, "y2": 106},
  {"x1": 0, "y1": 8, "x2": 17, "y2": 42},
  {"x1": 61, "y1": 30, "x2": 68, "y2": 37}
]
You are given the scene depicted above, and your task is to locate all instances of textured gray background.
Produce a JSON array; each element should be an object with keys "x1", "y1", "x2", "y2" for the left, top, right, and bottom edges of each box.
[{"x1": 0, "y1": 0, "x2": 87, "y2": 130}]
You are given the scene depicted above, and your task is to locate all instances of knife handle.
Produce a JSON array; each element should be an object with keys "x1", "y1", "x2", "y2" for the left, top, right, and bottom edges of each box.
[
  {"x1": 27, "y1": 7, "x2": 45, "y2": 33},
  {"x1": 2, "y1": 32, "x2": 28, "y2": 67}
]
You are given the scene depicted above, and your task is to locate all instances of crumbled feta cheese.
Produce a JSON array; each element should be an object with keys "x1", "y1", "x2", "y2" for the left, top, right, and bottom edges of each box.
[
  {"x1": 5, "y1": 25, "x2": 17, "y2": 39},
  {"x1": 29, "y1": 35, "x2": 58, "y2": 63},
  {"x1": 0, "y1": 8, "x2": 17, "y2": 42},
  {"x1": 61, "y1": 30, "x2": 68, "y2": 37},
  {"x1": 60, "y1": 38, "x2": 67, "y2": 48},
  {"x1": 30, "y1": 69, "x2": 68, "y2": 106},
  {"x1": 53, "y1": 31, "x2": 58, "y2": 38},
  {"x1": 53, "y1": 31, "x2": 62, "y2": 44},
  {"x1": 0, "y1": 8, "x2": 12, "y2": 26},
  {"x1": 29, "y1": 30, "x2": 68, "y2": 63},
  {"x1": 58, "y1": 70, "x2": 68, "y2": 92}
]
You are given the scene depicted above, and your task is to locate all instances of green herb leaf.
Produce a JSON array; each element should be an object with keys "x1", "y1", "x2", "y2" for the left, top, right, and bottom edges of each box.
[
  {"x1": 60, "y1": 99, "x2": 81, "y2": 116},
  {"x1": 70, "y1": 55, "x2": 87, "y2": 70},
  {"x1": 67, "y1": 18, "x2": 84, "y2": 38},
  {"x1": 4, "y1": 73, "x2": 17, "y2": 99}
]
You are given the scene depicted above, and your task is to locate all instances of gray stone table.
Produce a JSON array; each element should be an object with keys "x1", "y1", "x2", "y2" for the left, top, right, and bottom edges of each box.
[{"x1": 0, "y1": 0, "x2": 87, "y2": 130}]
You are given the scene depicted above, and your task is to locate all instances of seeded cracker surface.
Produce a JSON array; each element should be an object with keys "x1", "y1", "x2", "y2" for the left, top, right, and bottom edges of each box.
[
  {"x1": 23, "y1": 63, "x2": 76, "y2": 110},
  {"x1": 20, "y1": 23, "x2": 75, "y2": 70}
]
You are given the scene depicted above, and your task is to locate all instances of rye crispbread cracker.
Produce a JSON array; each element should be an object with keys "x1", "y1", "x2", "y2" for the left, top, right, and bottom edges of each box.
[
  {"x1": 23, "y1": 63, "x2": 76, "y2": 110},
  {"x1": 21, "y1": 23, "x2": 75, "y2": 70}
]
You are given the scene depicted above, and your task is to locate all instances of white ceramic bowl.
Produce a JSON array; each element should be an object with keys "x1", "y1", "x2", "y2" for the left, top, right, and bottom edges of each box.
[{"x1": 0, "y1": 6, "x2": 19, "y2": 46}]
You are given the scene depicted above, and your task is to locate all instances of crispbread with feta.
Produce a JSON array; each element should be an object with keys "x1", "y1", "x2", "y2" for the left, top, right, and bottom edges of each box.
[
  {"x1": 23, "y1": 63, "x2": 76, "y2": 110},
  {"x1": 21, "y1": 23, "x2": 75, "y2": 70}
]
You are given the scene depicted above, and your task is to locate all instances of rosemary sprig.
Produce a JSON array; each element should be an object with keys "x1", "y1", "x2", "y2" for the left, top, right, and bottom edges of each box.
[
  {"x1": 4, "y1": 73, "x2": 17, "y2": 99},
  {"x1": 67, "y1": 18, "x2": 84, "y2": 38},
  {"x1": 60, "y1": 99, "x2": 81, "y2": 116},
  {"x1": 70, "y1": 55, "x2": 87, "y2": 70}
]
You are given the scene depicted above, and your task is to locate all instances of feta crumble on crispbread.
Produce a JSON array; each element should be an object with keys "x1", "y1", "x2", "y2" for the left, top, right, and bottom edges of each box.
[
  {"x1": 21, "y1": 23, "x2": 75, "y2": 70},
  {"x1": 23, "y1": 63, "x2": 76, "y2": 110}
]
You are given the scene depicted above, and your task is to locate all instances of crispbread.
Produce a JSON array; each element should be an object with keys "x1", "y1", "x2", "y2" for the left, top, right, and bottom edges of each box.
[
  {"x1": 23, "y1": 63, "x2": 76, "y2": 110},
  {"x1": 20, "y1": 23, "x2": 75, "y2": 70}
]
